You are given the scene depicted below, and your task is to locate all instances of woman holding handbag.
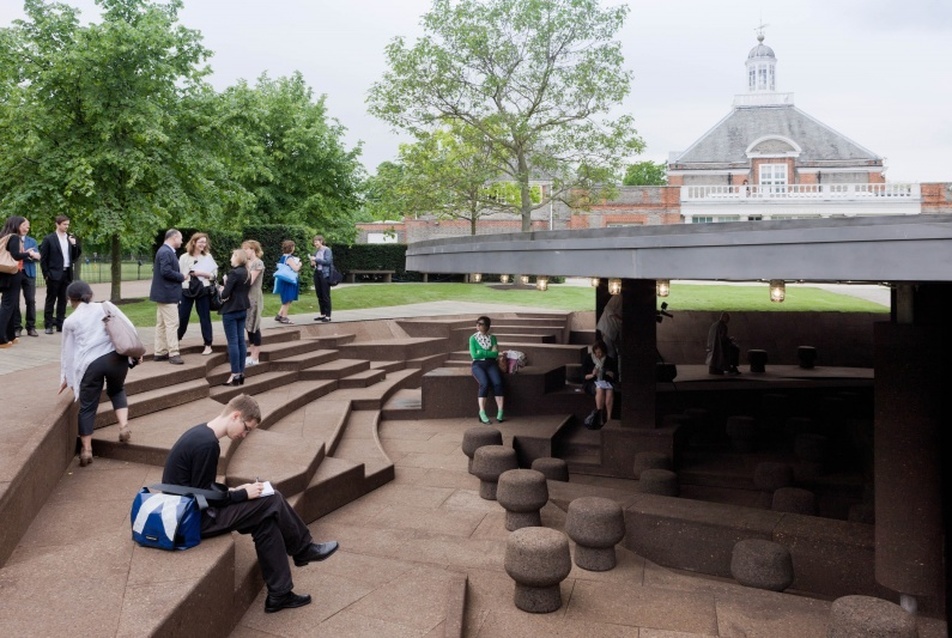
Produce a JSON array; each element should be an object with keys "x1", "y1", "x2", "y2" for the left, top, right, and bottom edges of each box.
[
  {"x1": 59, "y1": 280, "x2": 138, "y2": 466},
  {"x1": 0, "y1": 216, "x2": 41, "y2": 347},
  {"x1": 273, "y1": 240, "x2": 301, "y2": 324},
  {"x1": 219, "y1": 248, "x2": 252, "y2": 386},
  {"x1": 177, "y1": 232, "x2": 218, "y2": 355},
  {"x1": 242, "y1": 239, "x2": 265, "y2": 366}
]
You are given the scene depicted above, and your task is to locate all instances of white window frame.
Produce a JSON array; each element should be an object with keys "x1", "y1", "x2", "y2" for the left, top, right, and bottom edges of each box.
[{"x1": 759, "y1": 163, "x2": 788, "y2": 194}]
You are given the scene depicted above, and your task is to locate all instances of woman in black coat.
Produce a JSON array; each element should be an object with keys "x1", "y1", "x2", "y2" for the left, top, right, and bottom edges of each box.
[
  {"x1": 0, "y1": 216, "x2": 41, "y2": 347},
  {"x1": 218, "y1": 249, "x2": 251, "y2": 386}
]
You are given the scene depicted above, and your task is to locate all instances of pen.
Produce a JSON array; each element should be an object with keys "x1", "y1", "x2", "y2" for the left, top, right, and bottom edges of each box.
[{"x1": 255, "y1": 476, "x2": 260, "y2": 483}]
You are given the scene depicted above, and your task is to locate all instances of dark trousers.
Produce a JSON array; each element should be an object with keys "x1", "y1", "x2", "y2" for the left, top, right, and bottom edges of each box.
[
  {"x1": 314, "y1": 273, "x2": 331, "y2": 317},
  {"x1": 13, "y1": 275, "x2": 36, "y2": 331},
  {"x1": 222, "y1": 310, "x2": 247, "y2": 374},
  {"x1": 472, "y1": 359, "x2": 504, "y2": 398},
  {"x1": 78, "y1": 351, "x2": 129, "y2": 436},
  {"x1": 0, "y1": 271, "x2": 24, "y2": 343},
  {"x1": 178, "y1": 292, "x2": 213, "y2": 346},
  {"x1": 44, "y1": 270, "x2": 72, "y2": 329},
  {"x1": 201, "y1": 492, "x2": 313, "y2": 596}
]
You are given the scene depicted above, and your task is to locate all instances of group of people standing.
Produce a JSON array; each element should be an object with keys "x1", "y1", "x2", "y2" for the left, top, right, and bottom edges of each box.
[{"x1": 0, "y1": 214, "x2": 82, "y2": 347}]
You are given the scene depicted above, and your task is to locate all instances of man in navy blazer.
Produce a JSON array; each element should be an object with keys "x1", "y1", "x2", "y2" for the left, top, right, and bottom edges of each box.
[
  {"x1": 150, "y1": 228, "x2": 186, "y2": 364},
  {"x1": 39, "y1": 215, "x2": 82, "y2": 333}
]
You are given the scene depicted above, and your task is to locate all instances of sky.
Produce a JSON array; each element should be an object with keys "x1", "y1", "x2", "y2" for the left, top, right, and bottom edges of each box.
[{"x1": 2, "y1": 0, "x2": 951, "y2": 183}]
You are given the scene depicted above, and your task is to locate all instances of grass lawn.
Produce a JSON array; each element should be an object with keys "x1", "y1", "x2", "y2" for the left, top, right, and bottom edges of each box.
[{"x1": 110, "y1": 281, "x2": 888, "y2": 327}]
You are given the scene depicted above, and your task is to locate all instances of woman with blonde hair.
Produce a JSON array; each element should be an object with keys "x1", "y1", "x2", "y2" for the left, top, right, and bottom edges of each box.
[
  {"x1": 273, "y1": 240, "x2": 301, "y2": 324},
  {"x1": 219, "y1": 249, "x2": 251, "y2": 386},
  {"x1": 242, "y1": 239, "x2": 265, "y2": 365},
  {"x1": 178, "y1": 232, "x2": 218, "y2": 356}
]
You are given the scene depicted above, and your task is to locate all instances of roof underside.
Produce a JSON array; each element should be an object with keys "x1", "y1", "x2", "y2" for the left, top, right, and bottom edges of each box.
[
  {"x1": 671, "y1": 105, "x2": 882, "y2": 168},
  {"x1": 405, "y1": 215, "x2": 952, "y2": 284}
]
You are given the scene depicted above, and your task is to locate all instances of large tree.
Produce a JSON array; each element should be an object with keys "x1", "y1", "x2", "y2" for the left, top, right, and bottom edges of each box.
[
  {"x1": 223, "y1": 72, "x2": 364, "y2": 241},
  {"x1": 623, "y1": 160, "x2": 667, "y2": 186},
  {"x1": 367, "y1": 0, "x2": 644, "y2": 231},
  {"x1": 0, "y1": 0, "x2": 244, "y2": 301}
]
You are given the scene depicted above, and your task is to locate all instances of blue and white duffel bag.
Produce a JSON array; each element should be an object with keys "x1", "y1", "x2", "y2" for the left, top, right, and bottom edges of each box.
[{"x1": 130, "y1": 485, "x2": 209, "y2": 550}]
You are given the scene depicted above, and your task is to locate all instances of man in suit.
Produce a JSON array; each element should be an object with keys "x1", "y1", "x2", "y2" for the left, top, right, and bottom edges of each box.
[
  {"x1": 39, "y1": 215, "x2": 82, "y2": 334},
  {"x1": 162, "y1": 394, "x2": 338, "y2": 613},
  {"x1": 150, "y1": 228, "x2": 186, "y2": 364}
]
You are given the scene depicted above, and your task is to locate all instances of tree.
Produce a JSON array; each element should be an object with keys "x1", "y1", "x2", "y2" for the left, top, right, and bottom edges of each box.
[
  {"x1": 0, "y1": 0, "x2": 239, "y2": 301},
  {"x1": 367, "y1": 0, "x2": 644, "y2": 232},
  {"x1": 623, "y1": 160, "x2": 667, "y2": 186},
  {"x1": 222, "y1": 72, "x2": 364, "y2": 242}
]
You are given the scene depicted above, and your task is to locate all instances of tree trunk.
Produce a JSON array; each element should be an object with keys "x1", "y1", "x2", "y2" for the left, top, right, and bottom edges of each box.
[
  {"x1": 110, "y1": 233, "x2": 122, "y2": 303},
  {"x1": 517, "y1": 152, "x2": 532, "y2": 232}
]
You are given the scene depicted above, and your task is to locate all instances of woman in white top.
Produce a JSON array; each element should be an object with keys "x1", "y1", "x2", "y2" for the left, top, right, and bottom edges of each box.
[
  {"x1": 59, "y1": 281, "x2": 138, "y2": 466},
  {"x1": 177, "y1": 232, "x2": 218, "y2": 355}
]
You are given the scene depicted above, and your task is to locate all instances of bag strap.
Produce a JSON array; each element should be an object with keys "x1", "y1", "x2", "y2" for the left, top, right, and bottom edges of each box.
[{"x1": 147, "y1": 483, "x2": 228, "y2": 510}]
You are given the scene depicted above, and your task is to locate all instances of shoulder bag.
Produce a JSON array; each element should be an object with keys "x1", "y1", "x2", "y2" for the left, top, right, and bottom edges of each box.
[
  {"x1": 130, "y1": 483, "x2": 228, "y2": 550},
  {"x1": 274, "y1": 261, "x2": 299, "y2": 285},
  {"x1": 328, "y1": 265, "x2": 344, "y2": 287},
  {"x1": 206, "y1": 281, "x2": 223, "y2": 312},
  {"x1": 102, "y1": 301, "x2": 146, "y2": 358},
  {"x1": 0, "y1": 234, "x2": 19, "y2": 274}
]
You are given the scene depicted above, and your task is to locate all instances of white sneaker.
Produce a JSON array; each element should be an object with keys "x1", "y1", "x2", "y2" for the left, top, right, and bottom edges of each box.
[
  {"x1": 202, "y1": 346, "x2": 213, "y2": 356},
  {"x1": 246, "y1": 358, "x2": 258, "y2": 367}
]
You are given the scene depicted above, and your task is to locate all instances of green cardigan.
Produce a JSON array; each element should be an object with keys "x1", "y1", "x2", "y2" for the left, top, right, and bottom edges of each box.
[{"x1": 469, "y1": 333, "x2": 498, "y2": 361}]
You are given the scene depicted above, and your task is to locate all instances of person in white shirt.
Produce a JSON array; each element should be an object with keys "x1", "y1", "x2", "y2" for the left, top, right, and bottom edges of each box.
[
  {"x1": 58, "y1": 281, "x2": 138, "y2": 466},
  {"x1": 177, "y1": 232, "x2": 218, "y2": 356}
]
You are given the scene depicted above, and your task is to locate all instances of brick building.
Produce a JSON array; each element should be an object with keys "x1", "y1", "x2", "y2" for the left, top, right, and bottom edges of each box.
[{"x1": 356, "y1": 32, "x2": 949, "y2": 244}]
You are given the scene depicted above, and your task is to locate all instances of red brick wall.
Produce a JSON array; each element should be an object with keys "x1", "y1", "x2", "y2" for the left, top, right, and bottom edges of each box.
[{"x1": 921, "y1": 183, "x2": 952, "y2": 214}]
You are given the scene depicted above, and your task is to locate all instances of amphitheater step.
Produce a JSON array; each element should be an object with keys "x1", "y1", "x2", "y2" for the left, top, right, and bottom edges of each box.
[
  {"x1": 340, "y1": 367, "x2": 387, "y2": 388},
  {"x1": 226, "y1": 427, "x2": 326, "y2": 497},
  {"x1": 331, "y1": 409, "x2": 394, "y2": 492},
  {"x1": 337, "y1": 337, "x2": 450, "y2": 361},
  {"x1": 300, "y1": 357, "x2": 370, "y2": 380},
  {"x1": 259, "y1": 337, "x2": 327, "y2": 361},
  {"x1": 381, "y1": 388, "x2": 425, "y2": 421},
  {"x1": 339, "y1": 367, "x2": 423, "y2": 410},
  {"x1": 406, "y1": 351, "x2": 448, "y2": 371},
  {"x1": 268, "y1": 397, "x2": 352, "y2": 456},
  {"x1": 267, "y1": 348, "x2": 339, "y2": 371},
  {"x1": 95, "y1": 378, "x2": 209, "y2": 428},
  {"x1": 208, "y1": 369, "x2": 301, "y2": 403},
  {"x1": 250, "y1": 379, "x2": 342, "y2": 427},
  {"x1": 120, "y1": 360, "x2": 208, "y2": 395},
  {"x1": 371, "y1": 360, "x2": 407, "y2": 373},
  {"x1": 297, "y1": 456, "x2": 368, "y2": 523}
]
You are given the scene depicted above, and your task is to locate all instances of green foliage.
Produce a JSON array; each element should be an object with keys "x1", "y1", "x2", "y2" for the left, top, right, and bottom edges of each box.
[
  {"x1": 332, "y1": 243, "x2": 429, "y2": 282},
  {"x1": 367, "y1": 0, "x2": 645, "y2": 231},
  {"x1": 623, "y1": 161, "x2": 668, "y2": 186},
  {"x1": 222, "y1": 73, "x2": 363, "y2": 238}
]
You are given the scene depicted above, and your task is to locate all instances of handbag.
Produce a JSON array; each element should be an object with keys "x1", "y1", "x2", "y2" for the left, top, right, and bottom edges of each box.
[
  {"x1": 206, "y1": 283, "x2": 223, "y2": 312},
  {"x1": 102, "y1": 301, "x2": 146, "y2": 358},
  {"x1": 328, "y1": 265, "x2": 343, "y2": 287},
  {"x1": 274, "y1": 261, "x2": 299, "y2": 285},
  {"x1": 182, "y1": 276, "x2": 204, "y2": 299},
  {"x1": 130, "y1": 483, "x2": 225, "y2": 551},
  {"x1": 0, "y1": 234, "x2": 19, "y2": 274}
]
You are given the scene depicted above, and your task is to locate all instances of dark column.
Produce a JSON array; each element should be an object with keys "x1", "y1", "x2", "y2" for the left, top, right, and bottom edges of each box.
[
  {"x1": 619, "y1": 278, "x2": 657, "y2": 429},
  {"x1": 873, "y1": 322, "x2": 946, "y2": 605}
]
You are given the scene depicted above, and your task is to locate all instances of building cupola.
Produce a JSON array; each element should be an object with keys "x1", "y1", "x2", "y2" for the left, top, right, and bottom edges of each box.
[{"x1": 746, "y1": 30, "x2": 776, "y2": 92}]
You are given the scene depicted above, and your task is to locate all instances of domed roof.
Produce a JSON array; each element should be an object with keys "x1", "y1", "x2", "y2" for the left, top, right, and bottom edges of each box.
[{"x1": 748, "y1": 34, "x2": 775, "y2": 59}]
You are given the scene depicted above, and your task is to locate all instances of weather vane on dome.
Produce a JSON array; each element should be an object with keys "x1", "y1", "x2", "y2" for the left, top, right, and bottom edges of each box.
[{"x1": 755, "y1": 20, "x2": 769, "y2": 42}]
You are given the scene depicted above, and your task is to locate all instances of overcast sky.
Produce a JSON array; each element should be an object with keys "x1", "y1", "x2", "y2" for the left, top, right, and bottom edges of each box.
[{"x1": 3, "y1": 0, "x2": 951, "y2": 182}]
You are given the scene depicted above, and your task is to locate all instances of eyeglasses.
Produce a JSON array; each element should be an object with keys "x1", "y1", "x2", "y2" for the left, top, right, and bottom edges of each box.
[
  {"x1": 242, "y1": 420, "x2": 256, "y2": 434},
  {"x1": 476, "y1": 322, "x2": 487, "y2": 327}
]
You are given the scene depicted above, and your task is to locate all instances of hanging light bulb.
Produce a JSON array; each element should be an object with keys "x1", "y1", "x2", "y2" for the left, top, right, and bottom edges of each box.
[
  {"x1": 656, "y1": 279, "x2": 670, "y2": 298},
  {"x1": 535, "y1": 276, "x2": 549, "y2": 291},
  {"x1": 590, "y1": 277, "x2": 600, "y2": 288},
  {"x1": 608, "y1": 278, "x2": 622, "y2": 295},
  {"x1": 470, "y1": 273, "x2": 482, "y2": 283},
  {"x1": 520, "y1": 275, "x2": 530, "y2": 286},
  {"x1": 769, "y1": 279, "x2": 786, "y2": 303},
  {"x1": 499, "y1": 274, "x2": 510, "y2": 284}
]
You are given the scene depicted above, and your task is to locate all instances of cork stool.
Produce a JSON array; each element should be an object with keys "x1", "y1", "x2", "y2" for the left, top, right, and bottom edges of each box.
[
  {"x1": 461, "y1": 426, "x2": 503, "y2": 474},
  {"x1": 505, "y1": 527, "x2": 572, "y2": 613},
  {"x1": 633, "y1": 451, "x2": 672, "y2": 479},
  {"x1": 828, "y1": 595, "x2": 917, "y2": 638},
  {"x1": 471, "y1": 445, "x2": 518, "y2": 500},
  {"x1": 747, "y1": 348, "x2": 768, "y2": 373},
  {"x1": 730, "y1": 539, "x2": 794, "y2": 592},
  {"x1": 565, "y1": 496, "x2": 626, "y2": 571},
  {"x1": 497, "y1": 469, "x2": 549, "y2": 530},
  {"x1": 798, "y1": 345, "x2": 817, "y2": 369},
  {"x1": 637, "y1": 468, "x2": 679, "y2": 496},
  {"x1": 530, "y1": 457, "x2": 569, "y2": 482},
  {"x1": 772, "y1": 487, "x2": 817, "y2": 515}
]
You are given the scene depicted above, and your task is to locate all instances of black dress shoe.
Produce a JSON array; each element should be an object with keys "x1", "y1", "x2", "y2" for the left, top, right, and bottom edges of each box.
[
  {"x1": 45, "y1": 327, "x2": 55, "y2": 335},
  {"x1": 168, "y1": 355, "x2": 184, "y2": 365},
  {"x1": 264, "y1": 591, "x2": 312, "y2": 614},
  {"x1": 27, "y1": 329, "x2": 39, "y2": 337},
  {"x1": 293, "y1": 541, "x2": 339, "y2": 566}
]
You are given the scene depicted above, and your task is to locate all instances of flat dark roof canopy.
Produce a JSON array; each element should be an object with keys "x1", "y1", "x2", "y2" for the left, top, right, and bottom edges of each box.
[{"x1": 406, "y1": 215, "x2": 952, "y2": 284}]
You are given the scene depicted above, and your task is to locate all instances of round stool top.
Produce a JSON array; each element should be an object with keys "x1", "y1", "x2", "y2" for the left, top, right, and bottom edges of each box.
[
  {"x1": 461, "y1": 426, "x2": 503, "y2": 457},
  {"x1": 497, "y1": 469, "x2": 549, "y2": 512},
  {"x1": 531, "y1": 457, "x2": 569, "y2": 482},
  {"x1": 565, "y1": 496, "x2": 625, "y2": 547},
  {"x1": 471, "y1": 444, "x2": 518, "y2": 481},
  {"x1": 505, "y1": 527, "x2": 572, "y2": 585}
]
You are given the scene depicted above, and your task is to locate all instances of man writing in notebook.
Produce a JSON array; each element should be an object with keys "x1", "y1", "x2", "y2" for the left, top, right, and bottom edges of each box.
[{"x1": 161, "y1": 393, "x2": 339, "y2": 613}]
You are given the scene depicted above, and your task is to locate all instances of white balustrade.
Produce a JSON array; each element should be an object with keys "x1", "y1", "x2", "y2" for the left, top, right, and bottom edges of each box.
[{"x1": 682, "y1": 183, "x2": 920, "y2": 203}]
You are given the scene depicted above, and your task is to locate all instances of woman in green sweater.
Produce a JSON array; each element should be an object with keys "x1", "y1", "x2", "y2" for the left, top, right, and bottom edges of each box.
[{"x1": 469, "y1": 315, "x2": 505, "y2": 424}]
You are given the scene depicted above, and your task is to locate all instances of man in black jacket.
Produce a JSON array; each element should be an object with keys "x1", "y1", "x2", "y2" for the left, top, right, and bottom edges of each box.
[
  {"x1": 39, "y1": 215, "x2": 82, "y2": 334},
  {"x1": 149, "y1": 229, "x2": 185, "y2": 364},
  {"x1": 162, "y1": 394, "x2": 339, "y2": 613}
]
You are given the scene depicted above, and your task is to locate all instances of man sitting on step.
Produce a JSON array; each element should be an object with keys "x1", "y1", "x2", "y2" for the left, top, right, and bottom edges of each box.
[{"x1": 162, "y1": 393, "x2": 339, "y2": 613}]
